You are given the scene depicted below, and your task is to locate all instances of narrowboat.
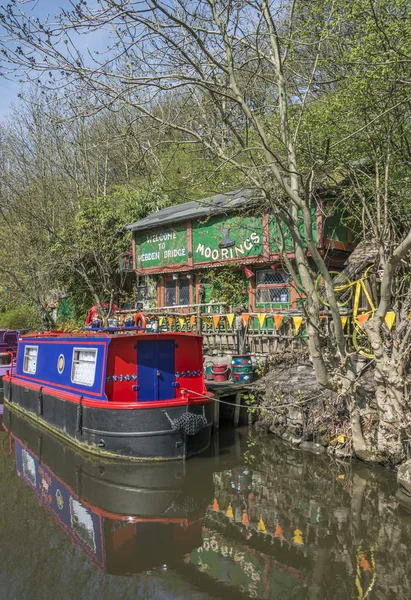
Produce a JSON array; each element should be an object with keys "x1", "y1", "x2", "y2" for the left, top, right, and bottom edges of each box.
[
  {"x1": 3, "y1": 407, "x2": 212, "y2": 574},
  {"x1": 3, "y1": 330, "x2": 213, "y2": 460},
  {"x1": 0, "y1": 329, "x2": 19, "y2": 404}
]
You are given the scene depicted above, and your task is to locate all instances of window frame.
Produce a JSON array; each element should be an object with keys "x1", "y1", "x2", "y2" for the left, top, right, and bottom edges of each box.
[
  {"x1": 255, "y1": 269, "x2": 291, "y2": 306},
  {"x1": 23, "y1": 345, "x2": 38, "y2": 374},
  {"x1": 163, "y1": 277, "x2": 192, "y2": 307},
  {"x1": 71, "y1": 347, "x2": 98, "y2": 387}
]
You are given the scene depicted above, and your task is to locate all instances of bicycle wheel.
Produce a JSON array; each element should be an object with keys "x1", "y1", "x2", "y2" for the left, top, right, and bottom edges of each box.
[
  {"x1": 352, "y1": 325, "x2": 374, "y2": 359},
  {"x1": 315, "y1": 271, "x2": 353, "y2": 307}
]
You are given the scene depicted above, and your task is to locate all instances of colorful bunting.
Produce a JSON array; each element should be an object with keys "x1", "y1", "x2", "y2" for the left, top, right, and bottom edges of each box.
[
  {"x1": 244, "y1": 266, "x2": 254, "y2": 279},
  {"x1": 242, "y1": 510, "x2": 250, "y2": 526},
  {"x1": 212, "y1": 315, "x2": 221, "y2": 328},
  {"x1": 226, "y1": 503, "x2": 234, "y2": 519},
  {"x1": 242, "y1": 313, "x2": 251, "y2": 327},
  {"x1": 159, "y1": 317, "x2": 164, "y2": 326},
  {"x1": 227, "y1": 313, "x2": 235, "y2": 328},
  {"x1": 341, "y1": 316, "x2": 348, "y2": 330},
  {"x1": 356, "y1": 313, "x2": 370, "y2": 326},
  {"x1": 167, "y1": 316, "x2": 173, "y2": 327},
  {"x1": 293, "y1": 528, "x2": 304, "y2": 546},
  {"x1": 189, "y1": 315, "x2": 196, "y2": 327},
  {"x1": 385, "y1": 311, "x2": 396, "y2": 330},
  {"x1": 212, "y1": 498, "x2": 219, "y2": 511},
  {"x1": 274, "y1": 520, "x2": 285, "y2": 540},
  {"x1": 293, "y1": 316, "x2": 303, "y2": 333},
  {"x1": 257, "y1": 313, "x2": 266, "y2": 328},
  {"x1": 274, "y1": 314, "x2": 284, "y2": 330},
  {"x1": 201, "y1": 316, "x2": 211, "y2": 325},
  {"x1": 258, "y1": 514, "x2": 267, "y2": 533},
  {"x1": 178, "y1": 316, "x2": 185, "y2": 328}
]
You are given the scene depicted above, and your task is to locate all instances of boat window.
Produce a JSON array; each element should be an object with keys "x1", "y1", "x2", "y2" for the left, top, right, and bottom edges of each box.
[
  {"x1": 71, "y1": 348, "x2": 98, "y2": 387},
  {"x1": 23, "y1": 345, "x2": 38, "y2": 374},
  {"x1": 0, "y1": 353, "x2": 10, "y2": 366}
]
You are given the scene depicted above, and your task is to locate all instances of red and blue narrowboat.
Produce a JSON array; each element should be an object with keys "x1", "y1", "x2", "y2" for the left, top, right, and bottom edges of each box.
[{"x1": 2, "y1": 330, "x2": 213, "y2": 460}]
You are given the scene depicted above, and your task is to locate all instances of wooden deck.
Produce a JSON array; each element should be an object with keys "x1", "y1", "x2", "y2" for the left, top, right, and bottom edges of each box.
[{"x1": 205, "y1": 380, "x2": 256, "y2": 429}]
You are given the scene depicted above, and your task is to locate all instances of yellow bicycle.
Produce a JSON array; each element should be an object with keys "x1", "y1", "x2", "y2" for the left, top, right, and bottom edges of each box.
[{"x1": 315, "y1": 265, "x2": 377, "y2": 358}]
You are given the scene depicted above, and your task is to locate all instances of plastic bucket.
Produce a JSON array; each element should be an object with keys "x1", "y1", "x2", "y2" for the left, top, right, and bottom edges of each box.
[
  {"x1": 231, "y1": 354, "x2": 253, "y2": 384},
  {"x1": 205, "y1": 362, "x2": 214, "y2": 381},
  {"x1": 211, "y1": 364, "x2": 229, "y2": 382}
]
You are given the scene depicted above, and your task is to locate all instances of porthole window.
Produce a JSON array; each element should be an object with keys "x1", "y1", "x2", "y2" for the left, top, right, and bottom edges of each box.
[
  {"x1": 57, "y1": 354, "x2": 65, "y2": 374},
  {"x1": 71, "y1": 348, "x2": 98, "y2": 387},
  {"x1": 23, "y1": 346, "x2": 38, "y2": 374}
]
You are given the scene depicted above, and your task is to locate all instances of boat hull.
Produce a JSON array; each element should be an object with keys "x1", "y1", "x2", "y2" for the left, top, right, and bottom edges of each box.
[{"x1": 3, "y1": 379, "x2": 212, "y2": 461}]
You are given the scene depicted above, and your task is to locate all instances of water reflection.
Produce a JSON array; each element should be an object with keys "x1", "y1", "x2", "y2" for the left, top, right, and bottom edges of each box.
[{"x1": 3, "y1": 407, "x2": 411, "y2": 599}]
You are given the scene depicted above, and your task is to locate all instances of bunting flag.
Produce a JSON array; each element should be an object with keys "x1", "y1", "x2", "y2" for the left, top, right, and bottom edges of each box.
[
  {"x1": 227, "y1": 313, "x2": 235, "y2": 328},
  {"x1": 226, "y1": 503, "x2": 234, "y2": 519},
  {"x1": 178, "y1": 316, "x2": 185, "y2": 328},
  {"x1": 293, "y1": 528, "x2": 304, "y2": 546},
  {"x1": 258, "y1": 514, "x2": 267, "y2": 534},
  {"x1": 244, "y1": 266, "x2": 254, "y2": 279},
  {"x1": 274, "y1": 314, "x2": 284, "y2": 330},
  {"x1": 212, "y1": 498, "x2": 219, "y2": 511},
  {"x1": 293, "y1": 316, "x2": 303, "y2": 334},
  {"x1": 201, "y1": 316, "x2": 211, "y2": 325},
  {"x1": 159, "y1": 317, "x2": 164, "y2": 326},
  {"x1": 242, "y1": 313, "x2": 251, "y2": 327},
  {"x1": 257, "y1": 313, "x2": 266, "y2": 328},
  {"x1": 242, "y1": 510, "x2": 250, "y2": 526},
  {"x1": 274, "y1": 520, "x2": 285, "y2": 540},
  {"x1": 359, "y1": 553, "x2": 372, "y2": 571},
  {"x1": 167, "y1": 317, "x2": 173, "y2": 327},
  {"x1": 189, "y1": 315, "x2": 196, "y2": 327},
  {"x1": 385, "y1": 311, "x2": 396, "y2": 330},
  {"x1": 341, "y1": 316, "x2": 348, "y2": 330},
  {"x1": 356, "y1": 313, "x2": 370, "y2": 326},
  {"x1": 212, "y1": 315, "x2": 221, "y2": 328}
]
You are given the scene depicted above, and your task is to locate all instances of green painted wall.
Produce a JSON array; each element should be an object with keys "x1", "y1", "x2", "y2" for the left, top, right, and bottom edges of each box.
[
  {"x1": 268, "y1": 208, "x2": 318, "y2": 252},
  {"x1": 323, "y1": 210, "x2": 348, "y2": 242},
  {"x1": 134, "y1": 222, "x2": 188, "y2": 269},
  {"x1": 193, "y1": 214, "x2": 264, "y2": 263}
]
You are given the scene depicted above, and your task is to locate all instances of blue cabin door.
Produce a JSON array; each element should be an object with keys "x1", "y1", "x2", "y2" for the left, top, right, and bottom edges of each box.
[{"x1": 136, "y1": 340, "x2": 175, "y2": 401}]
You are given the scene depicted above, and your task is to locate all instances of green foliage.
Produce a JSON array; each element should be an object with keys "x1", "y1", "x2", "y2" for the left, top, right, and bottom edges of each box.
[
  {"x1": 206, "y1": 267, "x2": 248, "y2": 308},
  {"x1": 0, "y1": 305, "x2": 41, "y2": 331}
]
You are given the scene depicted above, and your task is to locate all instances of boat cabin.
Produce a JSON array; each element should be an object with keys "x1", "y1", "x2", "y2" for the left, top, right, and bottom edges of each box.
[{"x1": 15, "y1": 331, "x2": 206, "y2": 405}]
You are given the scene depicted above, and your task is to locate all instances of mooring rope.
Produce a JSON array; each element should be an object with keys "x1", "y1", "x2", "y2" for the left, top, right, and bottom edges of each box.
[{"x1": 182, "y1": 388, "x2": 320, "y2": 412}]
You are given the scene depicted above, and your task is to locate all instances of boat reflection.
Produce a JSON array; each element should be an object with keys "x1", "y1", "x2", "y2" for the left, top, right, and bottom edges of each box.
[{"x1": 3, "y1": 406, "x2": 213, "y2": 575}]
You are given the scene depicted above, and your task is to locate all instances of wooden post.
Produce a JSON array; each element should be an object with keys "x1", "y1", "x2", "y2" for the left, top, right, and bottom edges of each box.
[
  {"x1": 213, "y1": 397, "x2": 220, "y2": 430},
  {"x1": 234, "y1": 392, "x2": 241, "y2": 427}
]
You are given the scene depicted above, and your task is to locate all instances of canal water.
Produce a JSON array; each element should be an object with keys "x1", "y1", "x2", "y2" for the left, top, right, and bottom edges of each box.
[{"x1": 0, "y1": 407, "x2": 410, "y2": 600}]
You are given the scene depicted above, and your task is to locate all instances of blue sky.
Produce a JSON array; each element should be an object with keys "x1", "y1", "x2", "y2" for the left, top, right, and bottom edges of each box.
[{"x1": 0, "y1": 0, "x2": 108, "y2": 121}]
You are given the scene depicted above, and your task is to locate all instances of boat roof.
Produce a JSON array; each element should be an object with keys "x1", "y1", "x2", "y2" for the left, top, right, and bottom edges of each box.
[{"x1": 20, "y1": 331, "x2": 201, "y2": 340}]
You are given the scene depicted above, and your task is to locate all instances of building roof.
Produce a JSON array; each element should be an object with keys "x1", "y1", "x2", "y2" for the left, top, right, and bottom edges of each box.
[{"x1": 126, "y1": 188, "x2": 256, "y2": 232}]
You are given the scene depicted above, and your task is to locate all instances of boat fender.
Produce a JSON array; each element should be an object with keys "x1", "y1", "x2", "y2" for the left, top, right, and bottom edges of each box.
[
  {"x1": 76, "y1": 396, "x2": 83, "y2": 435},
  {"x1": 38, "y1": 386, "x2": 43, "y2": 416},
  {"x1": 163, "y1": 406, "x2": 208, "y2": 436},
  {"x1": 133, "y1": 312, "x2": 147, "y2": 333}
]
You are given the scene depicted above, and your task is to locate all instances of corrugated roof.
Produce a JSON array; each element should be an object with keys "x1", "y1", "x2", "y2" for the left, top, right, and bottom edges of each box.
[{"x1": 126, "y1": 188, "x2": 256, "y2": 232}]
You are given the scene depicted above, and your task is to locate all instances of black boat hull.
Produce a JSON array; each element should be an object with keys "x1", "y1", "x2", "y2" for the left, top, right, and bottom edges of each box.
[{"x1": 3, "y1": 380, "x2": 212, "y2": 461}]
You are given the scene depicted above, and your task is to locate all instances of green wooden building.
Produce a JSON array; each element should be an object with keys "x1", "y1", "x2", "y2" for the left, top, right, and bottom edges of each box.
[{"x1": 126, "y1": 189, "x2": 354, "y2": 311}]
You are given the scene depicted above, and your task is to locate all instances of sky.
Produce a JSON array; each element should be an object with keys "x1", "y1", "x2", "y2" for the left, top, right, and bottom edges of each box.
[{"x1": 0, "y1": 0, "x2": 108, "y2": 121}]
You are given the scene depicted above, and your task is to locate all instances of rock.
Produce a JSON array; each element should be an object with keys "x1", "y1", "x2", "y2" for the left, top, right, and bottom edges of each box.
[
  {"x1": 398, "y1": 460, "x2": 411, "y2": 495},
  {"x1": 396, "y1": 488, "x2": 411, "y2": 512},
  {"x1": 280, "y1": 431, "x2": 303, "y2": 446},
  {"x1": 299, "y1": 442, "x2": 325, "y2": 454},
  {"x1": 335, "y1": 447, "x2": 354, "y2": 459}
]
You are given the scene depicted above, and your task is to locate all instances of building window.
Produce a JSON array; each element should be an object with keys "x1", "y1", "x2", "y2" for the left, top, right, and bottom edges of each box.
[
  {"x1": 71, "y1": 348, "x2": 98, "y2": 386},
  {"x1": 256, "y1": 269, "x2": 290, "y2": 304},
  {"x1": 164, "y1": 278, "x2": 191, "y2": 306},
  {"x1": 23, "y1": 346, "x2": 38, "y2": 374}
]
